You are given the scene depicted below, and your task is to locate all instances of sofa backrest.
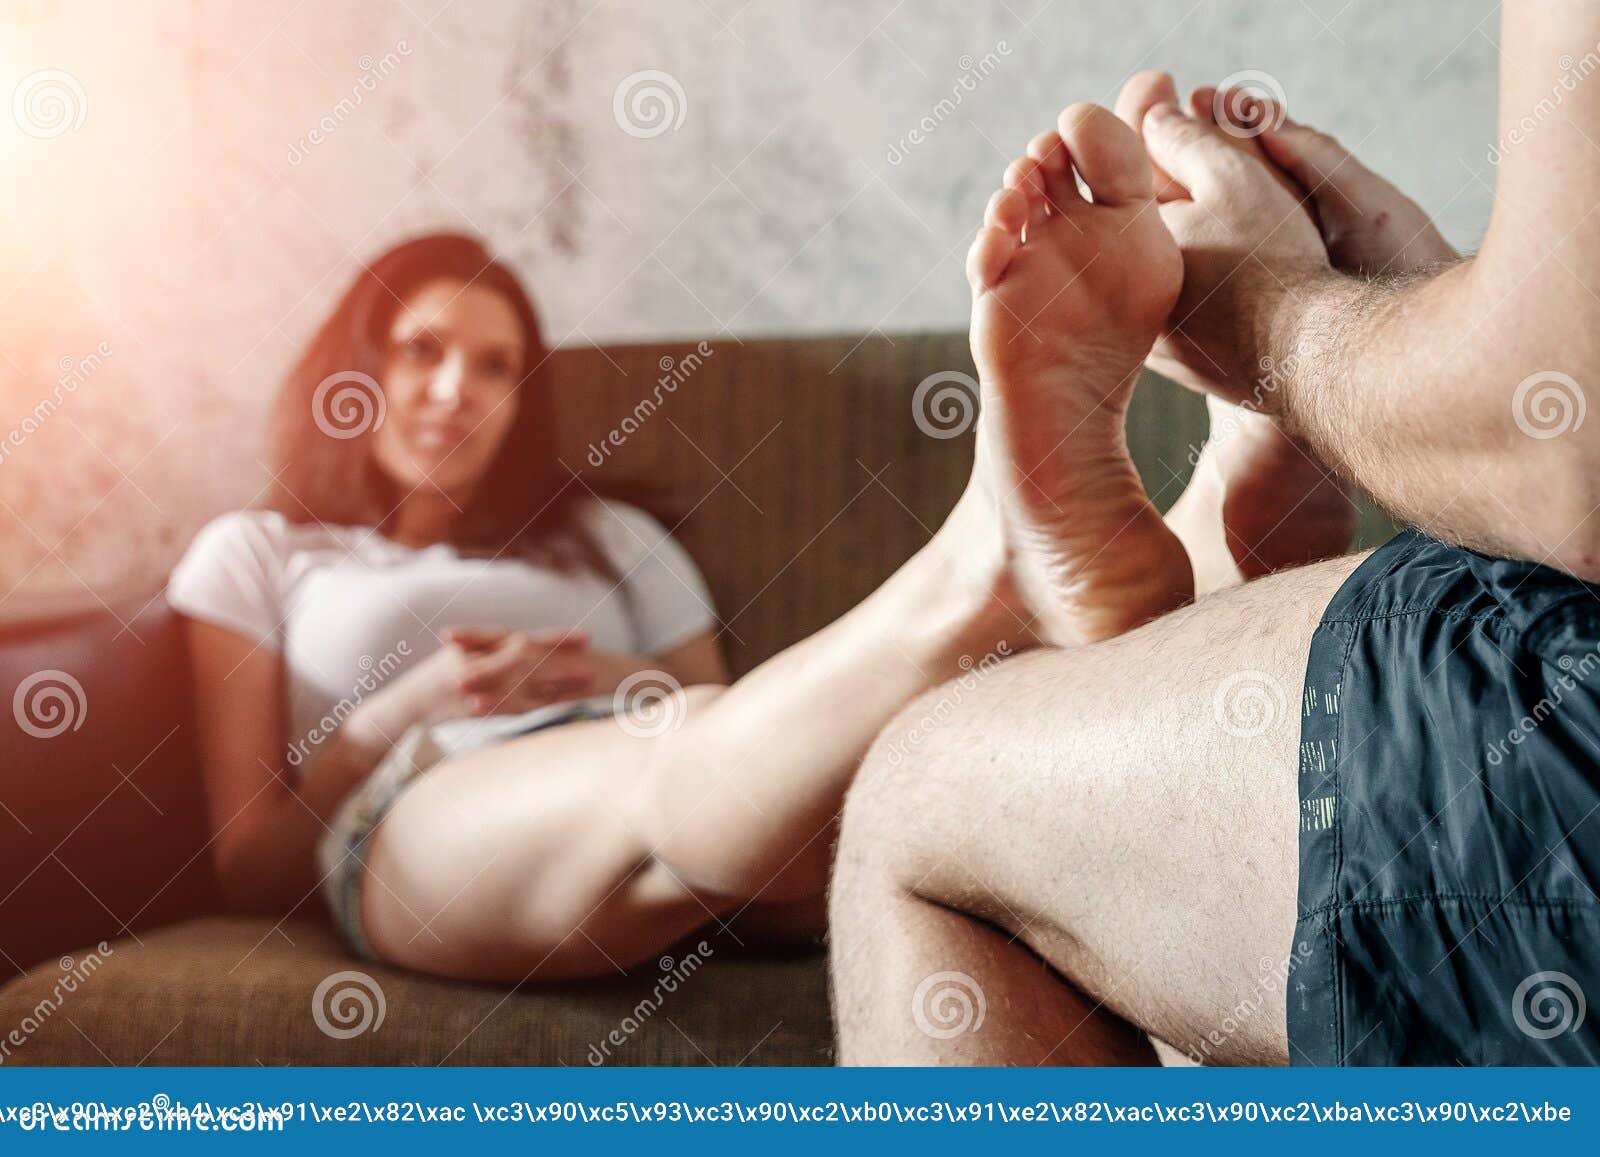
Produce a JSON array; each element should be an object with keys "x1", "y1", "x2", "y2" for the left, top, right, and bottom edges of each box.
[
  {"x1": 548, "y1": 333, "x2": 1210, "y2": 676},
  {"x1": 0, "y1": 332, "x2": 1211, "y2": 974},
  {"x1": 0, "y1": 597, "x2": 217, "y2": 975}
]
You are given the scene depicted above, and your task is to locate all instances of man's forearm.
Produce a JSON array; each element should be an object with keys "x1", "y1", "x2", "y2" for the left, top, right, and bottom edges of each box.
[
  {"x1": 1138, "y1": 43, "x2": 1600, "y2": 578},
  {"x1": 1245, "y1": 255, "x2": 1600, "y2": 573}
]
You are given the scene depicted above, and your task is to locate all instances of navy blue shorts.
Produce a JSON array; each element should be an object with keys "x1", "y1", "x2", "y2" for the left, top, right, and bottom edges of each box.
[{"x1": 1290, "y1": 531, "x2": 1600, "y2": 1064}]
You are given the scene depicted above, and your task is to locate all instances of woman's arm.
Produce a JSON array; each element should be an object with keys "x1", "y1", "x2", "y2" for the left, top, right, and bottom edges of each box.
[
  {"x1": 186, "y1": 619, "x2": 390, "y2": 913},
  {"x1": 188, "y1": 619, "x2": 480, "y2": 912}
]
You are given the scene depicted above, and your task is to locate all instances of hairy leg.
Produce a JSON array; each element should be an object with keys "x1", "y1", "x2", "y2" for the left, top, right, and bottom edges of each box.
[{"x1": 831, "y1": 552, "x2": 1365, "y2": 1065}]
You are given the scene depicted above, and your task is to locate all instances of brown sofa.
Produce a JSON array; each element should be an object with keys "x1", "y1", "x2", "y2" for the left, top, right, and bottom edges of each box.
[{"x1": 0, "y1": 332, "x2": 1217, "y2": 1065}]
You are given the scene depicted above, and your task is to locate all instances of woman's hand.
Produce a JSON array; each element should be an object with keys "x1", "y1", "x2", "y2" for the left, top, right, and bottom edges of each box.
[
  {"x1": 455, "y1": 630, "x2": 724, "y2": 704},
  {"x1": 448, "y1": 627, "x2": 597, "y2": 715},
  {"x1": 347, "y1": 625, "x2": 729, "y2": 747},
  {"x1": 344, "y1": 627, "x2": 594, "y2": 744}
]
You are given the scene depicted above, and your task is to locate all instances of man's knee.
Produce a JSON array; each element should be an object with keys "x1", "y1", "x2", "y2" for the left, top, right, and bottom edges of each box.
[
  {"x1": 831, "y1": 694, "x2": 946, "y2": 934},
  {"x1": 838, "y1": 648, "x2": 1108, "y2": 918},
  {"x1": 840, "y1": 670, "x2": 1038, "y2": 891},
  {"x1": 836, "y1": 688, "x2": 954, "y2": 888}
]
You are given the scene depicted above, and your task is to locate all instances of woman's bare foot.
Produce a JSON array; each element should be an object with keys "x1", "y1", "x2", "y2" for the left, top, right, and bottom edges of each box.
[
  {"x1": 1205, "y1": 397, "x2": 1356, "y2": 579},
  {"x1": 961, "y1": 103, "x2": 1192, "y2": 647}
]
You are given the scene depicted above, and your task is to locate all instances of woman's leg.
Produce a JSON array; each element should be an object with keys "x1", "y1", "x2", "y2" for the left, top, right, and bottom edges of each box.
[
  {"x1": 356, "y1": 531, "x2": 1009, "y2": 982},
  {"x1": 358, "y1": 104, "x2": 1255, "y2": 984},
  {"x1": 358, "y1": 501, "x2": 1029, "y2": 983}
]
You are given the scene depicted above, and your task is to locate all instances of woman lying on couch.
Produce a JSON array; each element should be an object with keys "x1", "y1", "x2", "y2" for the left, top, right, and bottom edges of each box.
[{"x1": 173, "y1": 166, "x2": 1349, "y2": 981}]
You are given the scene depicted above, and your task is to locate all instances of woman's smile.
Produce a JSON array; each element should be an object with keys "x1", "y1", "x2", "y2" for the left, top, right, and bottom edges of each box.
[{"x1": 407, "y1": 416, "x2": 471, "y2": 454}]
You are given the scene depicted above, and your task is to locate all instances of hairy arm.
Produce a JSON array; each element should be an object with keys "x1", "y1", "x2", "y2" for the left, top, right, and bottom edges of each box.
[{"x1": 1147, "y1": 0, "x2": 1600, "y2": 576}]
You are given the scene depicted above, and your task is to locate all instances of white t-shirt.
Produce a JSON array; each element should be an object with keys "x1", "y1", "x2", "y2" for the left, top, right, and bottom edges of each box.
[{"x1": 167, "y1": 500, "x2": 715, "y2": 768}]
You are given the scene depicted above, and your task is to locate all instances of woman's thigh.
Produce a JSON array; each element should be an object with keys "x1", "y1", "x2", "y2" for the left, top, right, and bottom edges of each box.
[{"x1": 359, "y1": 706, "x2": 726, "y2": 983}]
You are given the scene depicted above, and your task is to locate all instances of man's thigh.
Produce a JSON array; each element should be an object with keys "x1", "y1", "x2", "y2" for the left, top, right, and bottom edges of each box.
[{"x1": 874, "y1": 551, "x2": 1366, "y2": 1063}]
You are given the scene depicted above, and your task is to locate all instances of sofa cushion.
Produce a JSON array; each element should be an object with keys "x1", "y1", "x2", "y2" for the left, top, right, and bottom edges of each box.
[{"x1": 0, "y1": 918, "x2": 833, "y2": 1066}]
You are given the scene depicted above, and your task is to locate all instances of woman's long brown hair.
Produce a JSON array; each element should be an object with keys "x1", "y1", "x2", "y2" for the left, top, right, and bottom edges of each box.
[{"x1": 269, "y1": 232, "x2": 614, "y2": 573}]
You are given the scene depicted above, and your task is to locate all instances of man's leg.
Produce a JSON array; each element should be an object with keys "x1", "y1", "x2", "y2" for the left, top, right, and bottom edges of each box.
[{"x1": 830, "y1": 551, "x2": 1364, "y2": 1065}]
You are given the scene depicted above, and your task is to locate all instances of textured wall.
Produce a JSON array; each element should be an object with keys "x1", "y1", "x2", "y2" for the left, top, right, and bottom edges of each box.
[{"x1": 0, "y1": 0, "x2": 1501, "y2": 607}]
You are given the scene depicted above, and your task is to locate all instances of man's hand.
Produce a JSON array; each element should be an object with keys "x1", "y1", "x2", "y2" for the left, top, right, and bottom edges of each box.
[
  {"x1": 1128, "y1": 2, "x2": 1600, "y2": 579},
  {"x1": 1140, "y1": 101, "x2": 1330, "y2": 403},
  {"x1": 1245, "y1": 105, "x2": 1459, "y2": 275},
  {"x1": 1114, "y1": 74, "x2": 1354, "y2": 587}
]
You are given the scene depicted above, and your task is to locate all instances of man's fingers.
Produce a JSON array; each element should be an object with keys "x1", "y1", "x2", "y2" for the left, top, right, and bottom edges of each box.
[
  {"x1": 1192, "y1": 89, "x2": 1308, "y2": 203},
  {"x1": 1208, "y1": 87, "x2": 1282, "y2": 136},
  {"x1": 1112, "y1": 69, "x2": 1178, "y2": 123},
  {"x1": 1141, "y1": 103, "x2": 1246, "y2": 198},
  {"x1": 1255, "y1": 118, "x2": 1356, "y2": 197}
]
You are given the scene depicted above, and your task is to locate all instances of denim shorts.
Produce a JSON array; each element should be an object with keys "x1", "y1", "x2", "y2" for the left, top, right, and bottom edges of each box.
[
  {"x1": 317, "y1": 701, "x2": 613, "y2": 961},
  {"x1": 1291, "y1": 531, "x2": 1600, "y2": 1064}
]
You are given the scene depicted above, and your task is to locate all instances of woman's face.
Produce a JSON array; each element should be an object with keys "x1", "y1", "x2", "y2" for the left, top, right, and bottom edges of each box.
[{"x1": 370, "y1": 278, "x2": 526, "y2": 500}]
